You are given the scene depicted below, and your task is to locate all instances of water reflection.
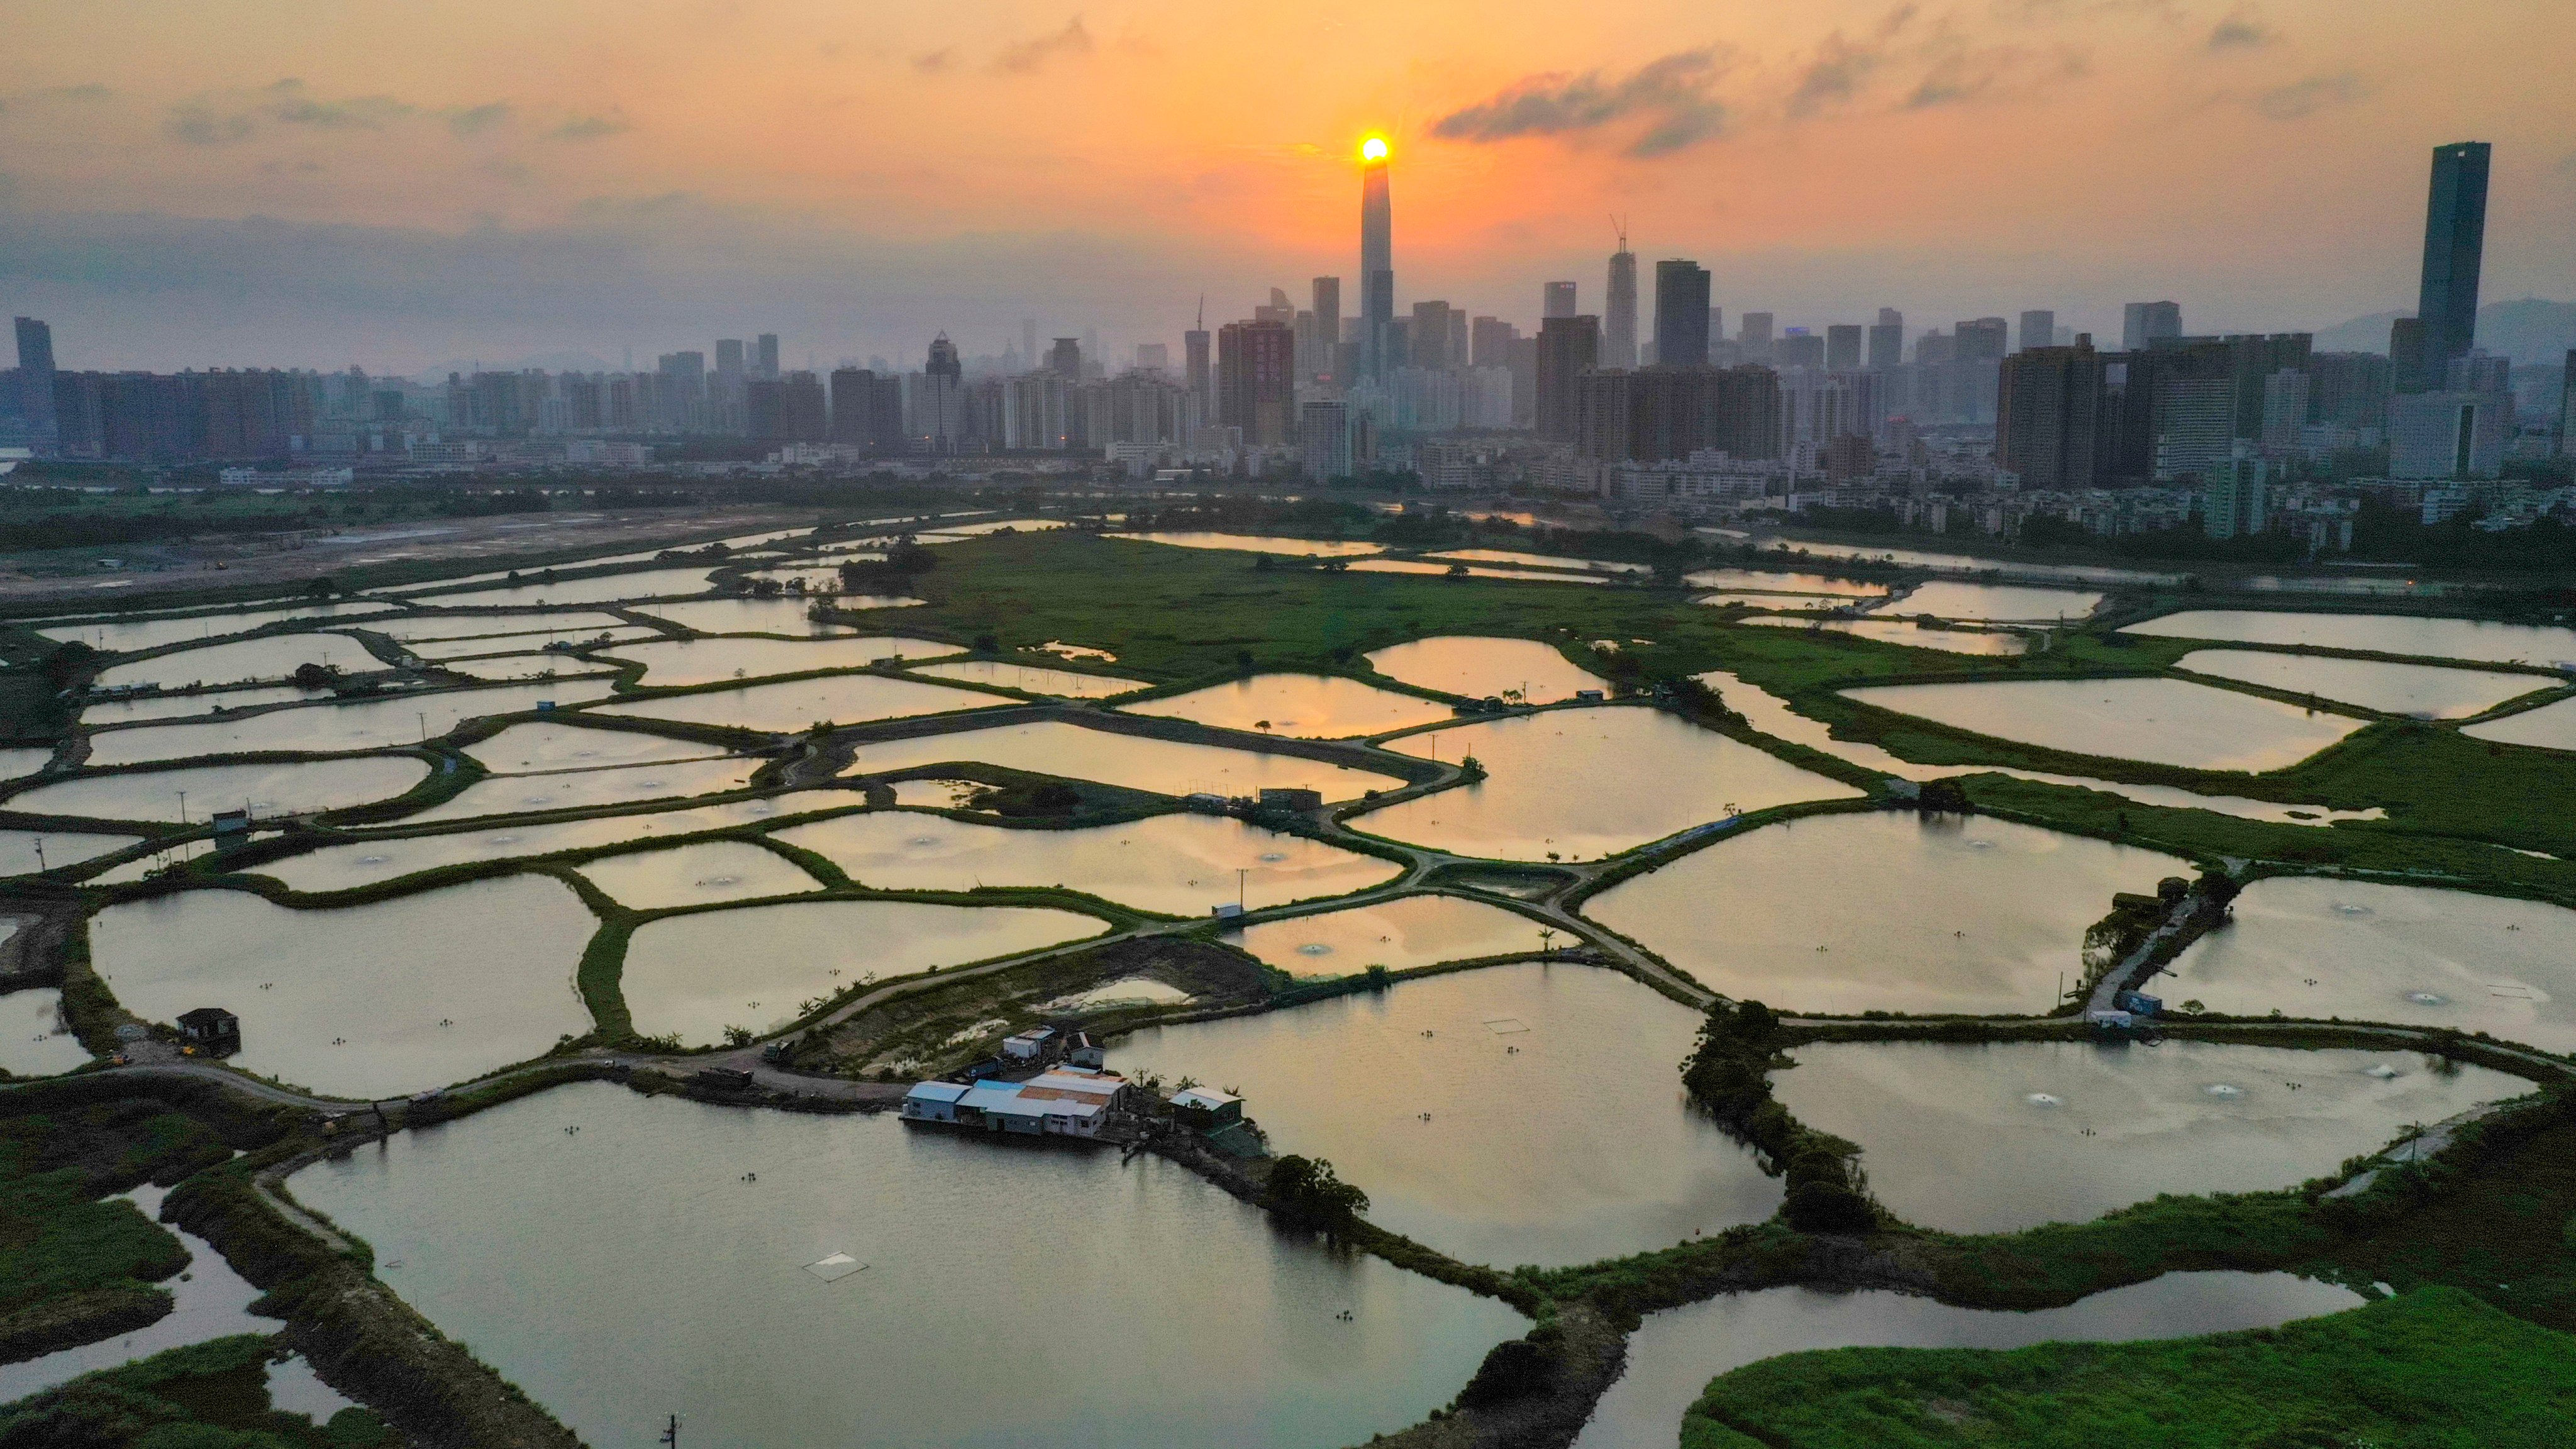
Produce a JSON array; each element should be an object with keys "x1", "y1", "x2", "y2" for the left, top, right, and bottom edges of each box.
[
  {"x1": 1774, "y1": 1040, "x2": 2526, "y2": 1233},
  {"x1": 2123, "y1": 610, "x2": 2576, "y2": 667},
  {"x1": 93, "y1": 633, "x2": 364, "y2": 692},
  {"x1": 1114, "y1": 963, "x2": 1780, "y2": 1267},
  {"x1": 2464, "y1": 695, "x2": 2576, "y2": 752},
  {"x1": 2175, "y1": 649, "x2": 2548, "y2": 719},
  {"x1": 636, "y1": 598, "x2": 916, "y2": 635},
  {"x1": 0, "y1": 988, "x2": 91, "y2": 1075},
  {"x1": 910, "y1": 660, "x2": 1148, "y2": 698},
  {"x1": 601, "y1": 635, "x2": 953, "y2": 686},
  {"x1": 1584, "y1": 813, "x2": 2182, "y2": 1016},
  {"x1": 587, "y1": 674, "x2": 998, "y2": 734},
  {"x1": 1127, "y1": 674, "x2": 1458, "y2": 738},
  {"x1": 1843, "y1": 679, "x2": 2366, "y2": 772},
  {"x1": 1363, "y1": 637, "x2": 1608, "y2": 704},
  {"x1": 1880, "y1": 581, "x2": 2099, "y2": 622},
  {"x1": 579, "y1": 840, "x2": 823, "y2": 909},
  {"x1": 292, "y1": 1085, "x2": 1521, "y2": 1449},
  {"x1": 1111, "y1": 531, "x2": 1383, "y2": 557},
  {"x1": 39, "y1": 601, "x2": 398, "y2": 654},
  {"x1": 10, "y1": 757, "x2": 431, "y2": 823},
  {"x1": 841, "y1": 721, "x2": 1407, "y2": 801},
  {"x1": 467, "y1": 721, "x2": 724, "y2": 772},
  {"x1": 262, "y1": 792, "x2": 858, "y2": 892},
  {"x1": 1224, "y1": 895, "x2": 1556, "y2": 977},
  {"x1": 398, "y1": 757, "x2": 762, "y2": 824},
  {"x1": 1741, "y1": 616, "x2": 2032, "y2": 656},
  {"x1": 84, "y1": 680, "x2": 621, "y2": 767}
]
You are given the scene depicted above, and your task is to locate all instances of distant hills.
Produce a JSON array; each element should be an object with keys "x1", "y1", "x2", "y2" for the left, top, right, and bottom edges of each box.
[{"x1": 2310, "y1": 298, "x2": 2576, "y2": 365}]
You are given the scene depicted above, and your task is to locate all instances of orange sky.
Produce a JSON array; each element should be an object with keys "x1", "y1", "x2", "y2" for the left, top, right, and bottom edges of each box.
[{"x1": 4, "y1": 0, "x2": 2571, "y2": 369}]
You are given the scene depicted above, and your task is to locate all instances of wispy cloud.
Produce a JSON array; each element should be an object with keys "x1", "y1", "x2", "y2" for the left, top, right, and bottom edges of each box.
[
  {"x1": 2207, "y1": 9, "x2": 2277, "y2": 50},
  {"x1": 165, "y1": 101, "x2": 255, "y2": 147},
  {"x1": 548, "y1": 111, "x2": 631, "y2": 141},
  {"x1": 1431, "y1": 49, "x2": 1731, "y2": 158},
  {"x1": 912, "y1": 48, "x2": 956, "y2": 75},
  {"x1": 1903, "y1": 40, "x2": 2087, "y2": 109},
  {"x1": 1787, "y1": 8, "x2": 1916, "y2": 118},
  {"x1": 2251, "y1": 70, "x2": 2365, "y2": 119},
  {"x1": 264, "y1": 78, "x2": 414, "y2": 131},
  {"x1": 991, "y1": 18, "x2": 1094, "y2": 76},
  {"x1": 448, "y1": 102, "x2": 513, "y2": 137}
]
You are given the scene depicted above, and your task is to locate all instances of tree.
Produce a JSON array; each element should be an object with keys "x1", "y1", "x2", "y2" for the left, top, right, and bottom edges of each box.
[
  {"x1": 1265, "y1": 1154, "x2": 1369, "y2": 1228},
  {"x1": 39, "y1": 641, "x2": 96, "y2": 690},
  {"x1": 291, "y1": 662, "x2": 340, "y2": 691}
]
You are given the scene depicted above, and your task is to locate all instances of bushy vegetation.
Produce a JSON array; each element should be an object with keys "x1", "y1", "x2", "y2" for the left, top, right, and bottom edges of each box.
[
  {"x1": 0, "y1": 1333, "x2": 397, "y2": 1448},
  {"x1": 1681, "y1": 1001, "x2": 1878, "y2": 1234},
  {"x1": 1263, "y1": 1154, "x2": 1370, "y2": 1230}
]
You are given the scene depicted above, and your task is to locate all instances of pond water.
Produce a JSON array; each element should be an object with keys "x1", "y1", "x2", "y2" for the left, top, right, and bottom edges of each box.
[
  {"x1": 1684, "y1": 569, "x2": 1886, "y2": 596},
  {"x1": 292, "y1": 1084, "x2": 1520, "y2": 1449},
  {"x1": 770, "y1": 810, "x2": 1398, "y2": 915},
  {"x1": 909, "y1": 660, "x2": 1147, "y2": 698},
  {"x1": 1573, "y1": 1271, "x2": 2365, "y2": 1449},
  {"x1": 92, "y1": 633, "x2": 365, "y2": 691},
  {"x1": 358, "y1": 609, "x2": 634, "y2": 643},
  {"x1": 1363, "y1": 637, "x2": 1607, "y2": 704},
  {"x1": 1111, "y1": 531, "x2": 1384, "y2": 557},
  {"x1": 1741, "y1": 616, "x2": 2033, "y2": 656},
  {"x1": 622, "y1": 900, "x2": 1107, "y2": 1043},
  {"x1": 578, "y1": 840, "x2": 822, "y2": 909},
  {"x1": 2122, "y1": 610, "x2": 2576, "y2": 667},
  {"x1": 83, "y1": 680, "x2": 622, "y2": 767},
  {"x1": 1752, "y1": 540, "x2": 2179, "y2": 586},
  {"x1": 409, "y1": 565, "x2": 718, "y2": 608},
  {"x1": 0, "y1": 988, "x2": 90, "y2": 1075},
  {"x1": 1126, "y1": 674, "x2": 1457, "y2": 738},
  {"x1": 638, "y1": 598, "x2": 916, "y2": 635},
  {"x1": 9, "y1": 757, "x2": 431, "y2": 823},
  {"x1": 465, "y1": 721, "x2": 732, "y2": 772},
  {"x1": 1345, "y1": 559, "x2": 1609, "y2": 585},
  {"x1": 36, "y1": 601, "x2": 399, "y2": 654},
  {"x1": 1882, "y1": 581, "x2": 2100, "y2": 622},
  {"x1": 404, "y1": 628, "x2": 658, "y2": 661},
  {"x1": 2174, "y1": 649, "x2": 2549, "y2": 719},
  {"x1": 0, "y1": 827, "x2": 143, "y2": 875},
  {"x1": 1114, "y1": 963, "x2": 1782, "y2": 1268},
  {"x1": 1843, "y1": 678, "x2": 2366, "y2": 772},
  {"x1": 437, "y1": 653, "x2": 621, "y2": 683},
  {"x1": 89, "y1": 875, "x2": 598, "y2": 1099},
  {"x1": 1361, "y1": 709, "x2": 1862, "y2": 862},
  {"x1": 599, "y1": 635, "x2": 953, "y2": 686},
  {"x1": 1037, "y1": 641, "x2": 1118, "y2": 662},
  {"x1": 586, "y1": 674, "x2": 999, "y2": 734},
  {"x1": 1584, "y1": 813, "x2": 2183, "y2": 1016},
  {"x1": 2463, "y1": 694, "x2": 2576, "y2": 752},
  {"x1": 0, "y1": 1185, "x2": 277, "y2": 1405},
  {"x1": 1430, "y1": 549, "x2": 1652, "y2": 574},
  {"x1": 79, "y1": 687, "x2": 319, "y2": 726},
  {"x1": 1699, "y1": 593, "x2": 1855, "y2": 614},
  {"x1": 1773, "y1": 1040, "x2": 2526, "y2": 1233},
  {"x1": 0, "y1": 747, "x2": 53, "y2": 779},
  {"x1": 841, "y1": 721, "x2": 1409, "y2": 801},
  {"x1": 260, "y1": 792, "x2": 859, "y2": 892},
  {"x1": 89, "y1": 838, "x2": 218, "y2": 883},
  {"x1": 922, "y1": 517, "x2": 1067, "y2": 536},
  {"x1": 1223, "y1": 895, "x2": 1555, "y2": 977},
  {"x1": 397, "y1": 756, "x2": 762, "y2": 824},
  {"x1": 2159, "y1": 877, "x2": 2576, "y2": 1052}
]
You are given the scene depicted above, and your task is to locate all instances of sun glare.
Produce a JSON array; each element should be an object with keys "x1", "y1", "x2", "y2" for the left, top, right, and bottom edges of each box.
[{"x1": 1360, "y1": 135, "x2": 1390, "y2": 163}]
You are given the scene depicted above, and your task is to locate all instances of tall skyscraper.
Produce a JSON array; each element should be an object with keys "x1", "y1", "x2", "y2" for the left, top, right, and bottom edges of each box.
[
  {"x1": 2560, "y1": 349, "x2": 2576, "y2": 458},
  {"x1": 2017, "y1": 311, "x2": 2054, "y2": 355},
  {"x1": 1359, "y1": 136, "x2": 1394, "y2": 381},
  {"x1": 1411, "y1": 301, "x2": 1459, "y2": 370},
  {"x1": 715, "y1": 338, "x2": 745, "y2": 380},
  {"x1": 1185, "y1": 301, "x2": 1212, "y2": 415},
  {"x1": 1048, "y1": 338, "x2": 1082, "y2": 379},
  {"x1": 1543, "y1": 282, "x2": 1577, "y2": 319},
  {"x1": 1604, "y1": 243, "x2": 1638, "y2": 369},
  {"x1": 1826, "y1": 325, "x2": 1863, "y2": 370},
  {"x1": 1996, "y1": 339, "x2": 2102, "y2": 490},
  {"x1": 2409, "y1": 141, "x2": 2491, "y2": 394},
  {"x1": 13, "y1": 318, "x2": 57, "y2": 440},
  {"x1": 1311, "y1": 277, "x2": 1341, "y2": 384},
  {"x1": 1867, "y1": 309, "x2": 1904, "y2": 370},
  {"x1": 755, "y1": 333, "x2": 780, "y2": 380},
  {"x1": 1022, "y1": 319, "x2": 1039, "y2": 372},
  {"x1": 2121, "y1": 301, "x2": 2182, "y2": 352},
  {"x1": 1739, "y1": 312, "x2": 1774, "y2": 362},
  {"x1": 1651, "y1": 260, "x2": 1711, "y2": 368},
  {"x1": 1218, "y1": 318, "x2": 1296, "y2": 445},
  {"x1": 1955, "y1": 318, "x2": 2009, "y2": 362},
  {"x1": 919, "y1": 335, "x2": 966, "y2": 452},
  {"x1": 1535, "y1": 315, "x2": 1599, "y2": 443}
]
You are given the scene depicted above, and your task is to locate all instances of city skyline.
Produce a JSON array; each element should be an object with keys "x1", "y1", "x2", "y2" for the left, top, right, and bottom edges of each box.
[{"x1": 3, "y1": 0, "x2": 2572, "y2": 371}]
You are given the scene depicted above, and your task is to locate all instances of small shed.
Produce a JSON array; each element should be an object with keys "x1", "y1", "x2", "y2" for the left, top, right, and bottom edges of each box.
[
  {"x1": 2114, "y1": 991, "x2": 2163, "y2": 1018},
  {"x1": 210, "y1": 809, "x2": 251, "y2": 836},
  {"x1": 899, "y1": 1080, "x2": 973, "y2": 1124},
  {"x1": 175, "y1": 1007, "x2": 240, "y2": 1055},
  {"x1": 1257, "y1": 787, "x2": 1323, "y2": 812},
  {"x1": 1169, "y1": 1085, "x2": 1243, "y2": 1132},
  {"x1": 999, "y1": 1026, "x2": 1058, "y2": 1062},
  {"x1": 1066, "y1": 1032, "x2": 1106, "y2": 1069}
]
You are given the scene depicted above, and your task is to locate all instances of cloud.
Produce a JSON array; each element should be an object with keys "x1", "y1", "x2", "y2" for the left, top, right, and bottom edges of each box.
[
  {"x1": 1787, "y1": 9, "x2": 1916, "y2": 118},
  {"x1": 991, "y1": 18, "x2": 1094, "y2": 75},
  {"x1": 1903, "y1": 42, "x2": 2087, "y2": 109},
  {"x1": 548, "y1": 111, "x2": 631, "y2": 141},
  {"x1": 263, "y1": 78, "x2": 414, "y2": 131},
  {"x1": 2207, "y1": 10, "x2": 2276, "y2": 50},
  {"x1": 2252, "y1": 70, "x2": 2365, "y2": 119},
  {"x1": 911, "y1": 48, "x2": 956, "y2": 75},
  {"x1": 448, "y1": 103, "x2": 513, "y2": 137},
  {"x1": 1431, "y1": 49, "x2": 1731, "y2": 158},
  {"x1": 165, "y1": 101, "x2": 254, "y2": 147}
]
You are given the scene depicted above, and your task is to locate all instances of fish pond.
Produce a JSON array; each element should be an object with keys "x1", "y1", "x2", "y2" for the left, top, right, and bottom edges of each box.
[
  {"x1": 1222, "y1": 894, "x2": 1556, "y2": 977},
  {"x1": 1124, "y1": 674, "x2": 1456, "y2": 738},
  {"x1": 1362, "y1": 637, "x2": 1607, "y2": 704},
  {"x1": 2175, "y1": 648, "x2": 2549, "y2": 719},
  {"x1": 1843, "y1": 678, "x2": 2366, "y2": 772},
  {"x1": 909, "y1": 660, "x2": 1147, "y2": 698},
  {"x1": 586, "y1": 675, "x2": 999, "y2": 734},
  {"x1": 600, "y1": 635, "x2": 952, "y2": 686},
  {"x1": 841, "y1": 721, "x2": 1409, "y2": 801},
  {"x1": 10, "y1": 757, "x2": 431, "y2": 823},
  {"x1": 2122, "y1": 610, "x2": 2576, "y2": 667}
]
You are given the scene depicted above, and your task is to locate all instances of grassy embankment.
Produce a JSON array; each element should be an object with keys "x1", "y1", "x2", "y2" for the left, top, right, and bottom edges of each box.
[{"x1": 0, "y1": 1333, "x2": 398, "y2": 1447}]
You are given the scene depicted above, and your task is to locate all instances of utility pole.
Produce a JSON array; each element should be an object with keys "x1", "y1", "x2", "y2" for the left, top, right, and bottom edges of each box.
[
  {"x1": 660, "y1": 1414, "x2": 681, "y2": 1448},
  {"x1": 1236, "y1": 868, "x2": 1248, "y2": 913}
]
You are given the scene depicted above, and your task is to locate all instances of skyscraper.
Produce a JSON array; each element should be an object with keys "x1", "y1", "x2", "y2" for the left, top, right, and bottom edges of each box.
[
  {"x1": 13, "y1": 318, "x2": 57, "y2": 440},
  {"x1": 1218, "y1": 318, "x2": 1296, "y2": 445},
  {"x1": 1996, "y1": 339, "x2": 2102, "y2": 491},
  {"x1": 1651, "y1": 260, "x2": 1711, "y2": 368},
  {"x1": 1867, "y1": 309, "x2": 1904, "y2": 370},
  {"x1": 1543, "y1": 282, "x2": 1577, "y2": 319},
  {"x1": 1739, "y1": 312, "x2": 1774, "y2": 362},
  {"x1": 919, "y1": 335, "x2": 966, "y2": 452},
  {"x1": 1535, "y1": 315, "x2": 1599, "y2": 444},
  {"x1": 1359, "y1": 136, "x2": 1394, "y2": 382},
  {"x1": 1311, "y1": 277, "x2": 1341, "y2": 384},
  {"x1": 2017, "y1": 311, "x2": 2054, "y2": 355},
  {"x1": 1604, "y1": 244, "x2": 1638, "y2": 369},
  {"x1": 2409, "y1": 141, "x2": 2490, "y2": 394},
  {"x1": 1022, "y1": 319, "x2": 1039, "y2": 372},
  {"x1": 1184, "y1": 319, "x2": 1211, "y2": 414},
  {"x1": 2121, "y1": 302, "x2": 2182, "y2": 352},
  {"x1": 1410, "y1": 301, "x2": 1459, "y2": 370},
  {"x1": 1048, "y1": 338, "x2": 1082, "y2": 379},
  {"x1": 755, "y1": 333, "x2": 780, "y2": 380},
  {"x1": 1955, "y1": 318, "x2": 2009, "y2": 362},
  {"x1": 1825, "y1": 325, "x2": 1863, "y2": 370}
]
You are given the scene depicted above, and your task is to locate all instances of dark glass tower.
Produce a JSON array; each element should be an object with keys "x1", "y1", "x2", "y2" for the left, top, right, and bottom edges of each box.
[
  {"x1": 2408, "y1": 142, "x2": 2489, "y2": 394},
  {"x1": 1651, "y1": 260, "x2": 1711, "y2": 368}
]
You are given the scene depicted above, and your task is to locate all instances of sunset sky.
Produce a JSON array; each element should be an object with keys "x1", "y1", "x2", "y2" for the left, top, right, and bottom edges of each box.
[{"x1": 4, "y1": 0, "x2": 2571, "y2": 372}]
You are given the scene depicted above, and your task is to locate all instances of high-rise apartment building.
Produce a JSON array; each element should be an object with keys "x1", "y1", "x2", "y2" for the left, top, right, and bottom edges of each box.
[
  {"x1": 1311, "y1": 277, "x2": 1341, "y2": 384},
  {"x1": 11, "y1": 317, "x2": 57, "y2": 440},
  {"x1": 1738, "y1": 312, "x2": 1773, "y2": 362},
  {"x1": 2017, "y1": 311, "x2": 2055, "y2": 355},
  {"x1": 1534, "y1": 315, "x2": 1599, "y2": 443},
  {"x1": 1995, "y1": 340, "x2": 2101, "y2": 490},
  {"x1": 1867, "y1": 309, "x2": 1904, "y2": 370},
  {"x1": 1470, "y1": 317, "x2": 1518, "y2": 371},
  {"x1": 1217, "y1": 318, "x2": 1296, "y2": 445},
  {"x1": 1825, "y1": 325, "x2": 1863, "y2": 370},
  {"x1": 1300, "y1": 399, "x2": 1352, "y2": 480},
  {"x1": 2409, "y1": 142, "x2": 2490, "y2": 394},
  {"x1": 1604, "y1": 247, "x2": 1638, "y2": 369},
  {"x1": 918, "y1": 335, "x2": 967, "y2": 452},
  {"x1": 1022, "y1": 319, "x2": 1039, "y2": 372},
  {"x1": 754, "y1": 333, "x2": 780, "y2": 380},
  {"x1": 1360, "y1": 140, "x2": 1394, "y2": 380},
  {"x1": 1650, "y1": 260, "x2": 1711, "y2": 368},
  {"x1": 2390, "y1": 389, "x2": 2507, "y2": 479},
  {"x1": 2560, "y1": 349, "x2": 2576, "y2": 458},
  {"x1": 1576, "y1": 365, "x2": 1782, "y2": 464},
  {"x1": 1184, "y1": 317, "x2": 1211, "y2": 413},
  {"x1": 1048, "y1": 338, "x2": 1082, "y2": 379},
  {"x1": 2259, "y1": 368, "x2": 2311, "y2": 452},
  {"x1": 829, "y1": 367, "x2": 904, "y2": 450},
  {"x1": 1543, "y1": 282, "x2": 1577, "y2": 319},
  {"x1": 2121, "y1": 301, "x2": 2182, "y2": 352},
  {"x1": 2201, "y1": 455, "x2": 2270, "y2": 540},
  {"x1": 748, "y1": 370, "x2": 825, "y2": 441},
  {"x1": 1775, "y1": 330, "x2": 1824, "y2": 370},
  {"x1": 1955, "y1": 318, "x2": 2009, "y2": 362},
  {"x1": 1411, "y1": 301, "x2": 1459, "y2": 370}
]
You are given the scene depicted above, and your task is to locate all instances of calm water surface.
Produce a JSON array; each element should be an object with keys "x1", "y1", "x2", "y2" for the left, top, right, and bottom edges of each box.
[
  {"x1": 1880, "y1": 581, "x2": 2100, "y2": 621},
  {"x1": 292, "y1": 1084, "x2": 1521, "y2": 1449},
  {"x1": 1127, "y1": 674, "x2": 1457, "y2": 738},
  {"x1": 2175, "y1": 649, "x2": 2549, "y2": 718},
  {"x1": 579, "y1": 839, "x2": 823, "y2": 909},
  {"x1": 2464, "y1": 694, "x2": 2576, "y2": 752},
  {"x1": 1774, "y1": 1040, "x2": 2526, "y2": 1233},
  {"x1": 841, "y1": 720, "x2": 1408, "y2": 800},
  {"x1": 261, "y1": 792, "x2": 857, "y2": 892},
  {"x1": 1573, "y1": 1272, "x2": 2363, "y2": 1449},
  {"x1": 1584, "y1": 813, "x2": 2181, "y2": 1016},
  {"x1": 89, "y1": 875, "x2": 597, "y2": 1097},
  {"x1": 1684, "y1": 569, "x2": 1886, "y2": 595},
  {"x1": 909, "y1": 660, "x2": 1148, "y2": 697},
  {"x1": 1361, "y1": 708, "x2": 1862, "y2": 861},
  {"x1": 2161, "y1": 877, "x2": 2576, "y2": 1052},
  {"x1": 772, "y1": 810, "x2": 1398, "y2": 914},
  {"x1": 0, "y1": 827, "x2": 140, "y2": 875},
  {"x1": 1113, "y1": 963, "x2": 1780, "y2": 1268},
  {"x1": 466, "y1": 721, "x2": 731, "y2": 771},
  {"x1": 1699, "y1": 594, "x2": 1852, "y2": 614},
  {"x1": 1432, "y1": 549, "x2": 1652, "y2": 574},
  {"x1": 600, "y1": 635, "x2": 951, "y2": 685},
  {"x1": 1741, "y1": 616, "x2": 2032, "y2": 655},
  {"x1": 622, "y1": 899, "x2": 1106, "y2": 1043},
  {"x1": 1224, "y1": 894, "x2": 1556, "y2": 976},
  {"x1": 84, "y1": 680, "x2": 620, "y2": 767},
  {"x1": 80, "y1": 686, "x2": 317, "y2": 726},
  {"x1": 636, "y1": 597, "x2": 914, "y2": 635},
  {"x1": 1753, "y1": 541, "x2": 2179, "y2": 586},
  {"x1": 2123, "y1": 610, "x2": 2576, "y2": 666},
  {"x1": 11, "y1": 757, "x2": 430, "y2": 823},
  {"x1": 411, "y1": 565, "x2": 717, "y2": 608},
  {"x1": 1363, "y1": 637, "x2": 1608, "y2": 704},
  {"x1": 399, "y1": 756, "x2": 760, "y2": 823},
  {"x1": 1111, "y1": 531, "x2": 1383, "y2": 557},
  {"x1": 587, "y1": 674, "x2": 998, "y2": 733},
  {"x1": 1346, "y1": 559, "x2": 1609, "y2": 584},
  {"x1": 39, "y1": 601, "x2": 398, "y2": 653},
  {"x1": 92, "y1": 633, "x2": 364, "y2": 691},
  {"x1": 438, "y1": 653, "x2": 619, "y2": 683},
  {"x1": 0, "y1": 988, "x2": 90, "y2": 1075},
  {"x1": 0, "y1": 1185, "x2": 275, "y2": 1404},
  {"x1": 359, "y1": 609, "x2": 631, "y2": 642},
  {"x1": 402, "y1": 626, "x2": 658, "y2": 658},
  {"x1": 1844, "y1": 678, "x2": 2365, "y2": 771}
]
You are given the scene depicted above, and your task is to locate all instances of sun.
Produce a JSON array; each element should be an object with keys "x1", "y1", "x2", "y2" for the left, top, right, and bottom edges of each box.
[{"x1": 1360, "y1": 135, "x2": 1389, "y2": 164}]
